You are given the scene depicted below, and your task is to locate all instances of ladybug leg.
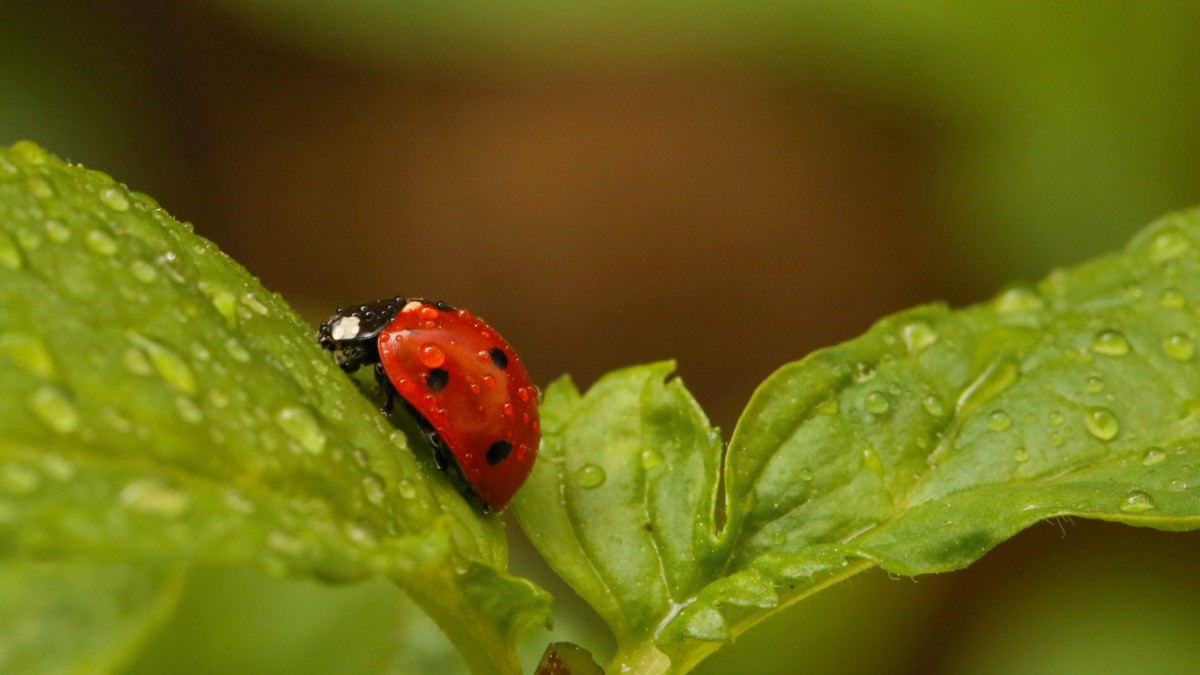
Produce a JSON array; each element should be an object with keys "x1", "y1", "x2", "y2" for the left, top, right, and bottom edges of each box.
[
  {"x1": 374, "y1": 362, "x2": 397, "y2": 414},
  {"x1": 397, "y1": 399, "x2": 448, "y2": 469}
]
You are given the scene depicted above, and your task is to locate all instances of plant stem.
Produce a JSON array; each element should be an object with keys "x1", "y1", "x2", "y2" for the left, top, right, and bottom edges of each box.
[{"x1": 607, "y1": 641, "x2": 673, "y2": 675}]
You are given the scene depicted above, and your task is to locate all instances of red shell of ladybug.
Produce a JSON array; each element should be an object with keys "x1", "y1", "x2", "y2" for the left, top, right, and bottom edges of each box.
[
  {"x1": 318, "y1": 297, "x2": 539, "y2": 511},
  {"x1": 377, "y1": 301, "x2": 539, "y2": 510}
]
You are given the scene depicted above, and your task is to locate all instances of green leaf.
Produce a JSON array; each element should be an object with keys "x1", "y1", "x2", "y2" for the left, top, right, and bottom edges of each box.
[
  {"x1": 514, "y1": 207, "x2": 1200, "y2": 673},
  {"x1": 0, "y1": 562, "x2": 182, "y2": 674},
  {"x1": 0, "y1": 142, "x2": 549, "y2": 675}
]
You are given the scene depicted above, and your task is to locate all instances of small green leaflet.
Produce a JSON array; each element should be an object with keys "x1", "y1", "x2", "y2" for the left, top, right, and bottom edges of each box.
[{"x1": 514, "y1": 208, "x2": 1200, "y2": 673}]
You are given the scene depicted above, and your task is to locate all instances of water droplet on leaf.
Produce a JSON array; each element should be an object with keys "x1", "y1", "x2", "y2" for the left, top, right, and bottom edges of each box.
[
  {"x1": 99, "y1": 187, "x2": 130, "y2": 211},
  {"x1": 577, "y1": 463, "x2": 606, "y2": 488},
  {"x1": 901, "y1": 321, "x2": 937, "y2": 353},
  {"x1": 276, "y1": 406, "x2": 326, "y2": 454},
  {"x1": 988, "y1": 410, "x2": 1012, "y2": 431},
  {"x1": 1119, "y1": 491, "x2": 1156, "y2": 513},
  {"x1": 864, "y1": 391, "x2": 890, "y2": 414},
  {"x1": 1083, "y1": 407, "x2": 1120, "y2": 441},
  {"x1": 30, "y1": 386, "x2": 80, "y2": 435},
  {"x1": 993, "y1": 286, "x2": 1044, "y2": 313},
  {"x1": 119, "y1": 478, "x2": 188, "y2": 516},
  {"x1": 922, "y1": 395, "x2": 944, "y2": 417},
  {"x1": 1091, "y1": 329, "x2": 1130, "y2": 356},
  {"x1": 1142, "y1": 449, "x2": 1167, "y2": 466},
  {"x1": 1163, "y1": 334, "x2": 1194, "y2": 362},
  {"x1": 86, "y1": 230, "x2": 118, "y2": 256}
]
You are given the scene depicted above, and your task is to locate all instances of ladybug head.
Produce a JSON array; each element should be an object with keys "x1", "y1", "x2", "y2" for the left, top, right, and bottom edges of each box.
[{"x1": 317, "y1": 297, "x2": 407, "y2": 372}]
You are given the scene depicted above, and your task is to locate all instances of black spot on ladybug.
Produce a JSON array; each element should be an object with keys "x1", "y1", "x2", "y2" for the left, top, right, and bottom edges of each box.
[
  {"x1": 426, "y1": 368, "x2": 449, "y2": 392},
  {"x1": 486, "y1": 440, "x2": 512, "y2": 465},
  {"x1": 489, "y1": 347, "x2": 508, "y2": 370}
]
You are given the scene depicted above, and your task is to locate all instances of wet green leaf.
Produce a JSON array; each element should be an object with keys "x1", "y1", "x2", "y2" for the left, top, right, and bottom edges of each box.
[
  {"x1": 514, "y1": 208, "x2": 1200, "y2": 673},
  {"x1": 0, "y1": 562, "x2": 182, "y2": 674},
  {"x1": 0, "y1": 142, "x2": 549, "y2": 675}
]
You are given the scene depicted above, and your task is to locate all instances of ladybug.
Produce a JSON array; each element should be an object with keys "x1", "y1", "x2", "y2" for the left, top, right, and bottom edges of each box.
[{"x1": 318, "y1": 297, "x2": 539, "y2": 511}]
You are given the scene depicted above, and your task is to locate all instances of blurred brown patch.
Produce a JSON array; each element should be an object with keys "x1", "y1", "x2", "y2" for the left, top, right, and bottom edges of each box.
[{"x1": 152, "y1": 3, "x2": 944, "y2": 430}]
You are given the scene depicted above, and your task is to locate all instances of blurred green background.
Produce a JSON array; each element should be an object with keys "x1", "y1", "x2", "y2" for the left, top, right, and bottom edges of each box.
[{"x1": 4, "y1": 1, "x2": 1199, "y2": 673}]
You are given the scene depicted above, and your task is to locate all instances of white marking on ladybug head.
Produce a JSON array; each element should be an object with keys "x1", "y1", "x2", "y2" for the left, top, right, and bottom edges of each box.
[
  {"x1": 330, "y1": 315, "x2": 361, "y2": 341},
  {"x1": 402, "y1": 300, "x2": 423, "y2": 313}
]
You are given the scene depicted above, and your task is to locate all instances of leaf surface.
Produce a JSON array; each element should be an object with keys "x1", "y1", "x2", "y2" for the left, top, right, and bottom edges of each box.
[
  {"x1": 0, "y1": 562, "x2": 181, "y2": 674},
  {"x1": 0, "y1": 142, "x2": 549, "y2": 675},
  {"x1": 514, "y1": 208, "x2": 1200, "y2": 673}
]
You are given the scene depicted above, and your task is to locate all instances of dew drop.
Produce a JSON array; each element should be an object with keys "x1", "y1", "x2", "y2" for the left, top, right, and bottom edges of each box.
[
  {"x1": 1119, "y1": 491, "x2": 1156, "y2": 513},
  {"x1": 362, "y1": 473, "x2": 387, "y2": 505},
  {"x1": 242, "y1": 293, "x2": 269, "y2": 316},
  {"x1": 122, "y1": 348, "x2": 153, "y2": 376},
  {"x1": 852, "y1": 362, "x2": 876, "y2": 383},
  {"x1": 1142, "y1": 449, "x2": 1167, "y2": 466},
  {"x1": 397, "y1": 479, "x2": 417, "y2": 500},
  {"x1": 41, "y1": 453, "x2": 76, "y2": 481},
  {"x1": 1013, "y1": 448, "x2": 1029, "y2": 462},
  {"x1": 44, "y1": 220, "x2": 70, "y2": 242},
  {"x1": 418, "y1": 343, "x2": 445, "y2": 368},
  {"x1": 1083, "y1": 407, "x2": 1120, "y2": 441},
  {"x1": 276, "y1": 406, "x2": 326, "y2": 454},
  {"x1": 864, "y1": 391, "x2": 890, "y2": 414},
  {"x1": 12, "y1": 142, "x2": 47, "y2": 164},
  {"x1": 798, "y1": 467, "x2": 814, "y2": 481},
  {"x1": 483, "y1": 374, "x2": 496, "y2": 388},
  {"x1": 224, "y1": 337, "x2": 251, "y2": 363},
  {"x1": 128, "y1": 259, "x2": 157, "y2": 283},
  {"x1": 861, "y1": 447, "x2": 884, "y2": 476},
  {"x1": 1158, "y1": 287, "x2": 1186, "y2": 308},
  {"x1": 119, "y1": 478, "x2": 188, "y2": 516},
  {"x1": 641, "y1": 449, "x2": 664, "y2": 471},
  {"x1": 86, "y1": 230, "x2": 118, "y2": 256},
  {"x1": 988, "y1": 410, "x2": 1012, "y2": 431},
  {"x1": 1048, "y1": 411, "x2": 1064, "y2": 427},
  {"x1": 577, "y1": 463, "x2": 606, "y2": 488},
  {"x1": 1, "y1": 462, "x2": 41, "y2": 495},
  {"x1": 1091, "y1": 329, "x2": 1130, "y2": 356},
  {"x1": 29, "y1": 386, "x2": 80, "y2": 435},
  {"x1": 0, "y1": 232, "x2": 22, "y2": 270},
  {"x1": 16, "y1": 228, "x2": 41, "y2": 250},
  {"x1": 1150, "y1": 228, "x2": 1190, "y2": 262},
  {"x1": 1163, "y1": 333, "x2": 1194, "y2": 362},
  {"x1": 901, "y1": 321, "x2": 938, "y2": 353},
  {"x1": 175, "y1": 396, "x2": 204, "y2": 424},
  {"x1": 0, "y1": 333, "x2": 56, "y2": 378},
  {"x1": 922, "y1": 395, "x2": 945, "y2": 417},
  {"x1": 993, "y1": 286, "x2": 1044, "y2": 313},
  {"x1": 128, "y1": 335, "x2": 196, "y2": 394},
  {"x1": 223, "y1": 488, "x2": 256, "y2": 514},
  {"x1": 1167, "y1": 479, "x2": 1187, "y2": 493},
  {"x1": 267, "y1": 530, "x2": 303, "y2": 554},
  {"x1": 25, "y1": 177, "x2": 54, "y2": 198},
  {"x1": 1085, "y1": 376, "x2": 1104, "y2": 393},
  {"x1": 99, "y1": 187, "x2": 130, "y2": 211}
]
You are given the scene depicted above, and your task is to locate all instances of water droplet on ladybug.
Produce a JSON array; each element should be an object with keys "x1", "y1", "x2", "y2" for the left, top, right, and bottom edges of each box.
[
  {"x1": 418, "y1": 305, "x2": 439, "y2": 320},
  {"x1": 418, "y1": 343, "x2": 445, "y2": 368},
  {"x1": 483, "y1": 374, "x2": 496, "y2": 388},
  {"x1": 502, "y1": 403, "x2": 514, "y2": 418}
]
